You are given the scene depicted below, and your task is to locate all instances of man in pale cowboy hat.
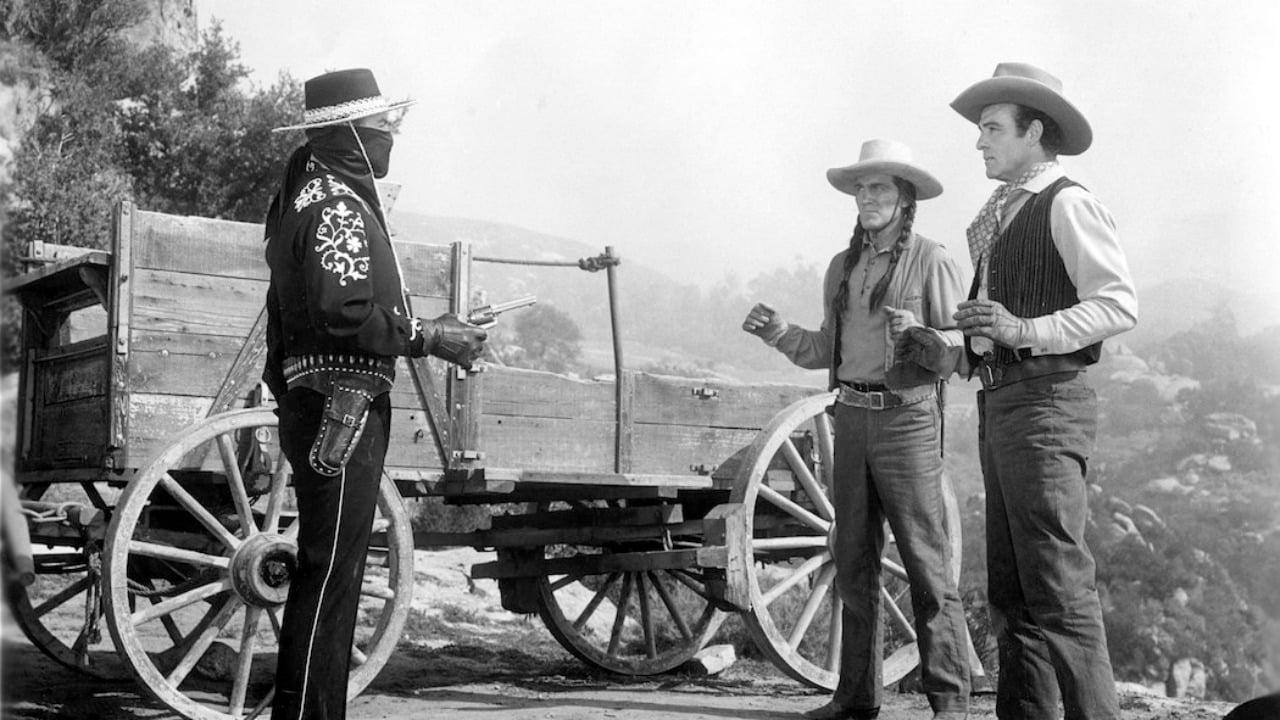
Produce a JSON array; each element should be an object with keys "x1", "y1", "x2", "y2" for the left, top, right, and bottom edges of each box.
[
  {"x1": 743, "y1": 139, "x2": 970, "y2": 720},
  {"x1": 262, "y1": 68, "x2": 487, "y2": 720},
  {"x1": 949, "y1": 63, "x2": 1138, "y2": 720}
]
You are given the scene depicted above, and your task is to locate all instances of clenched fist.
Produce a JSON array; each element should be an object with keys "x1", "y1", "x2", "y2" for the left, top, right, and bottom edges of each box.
[
  {"x1": 742, "y1": 302, "x2": 786, "y2": 343},
  {"x1": 883, "y1": 305, "x2": 922, "y2": 345}
]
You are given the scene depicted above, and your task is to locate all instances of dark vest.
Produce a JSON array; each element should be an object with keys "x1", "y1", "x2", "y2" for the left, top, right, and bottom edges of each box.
[{"x1": 966, "y1": 176, "x2": 1103, "y2": 368}]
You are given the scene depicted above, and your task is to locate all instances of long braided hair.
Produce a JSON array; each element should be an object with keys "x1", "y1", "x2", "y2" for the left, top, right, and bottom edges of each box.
[{"x1": 829, "y1": 177, "x2": 917, "y2": 326}]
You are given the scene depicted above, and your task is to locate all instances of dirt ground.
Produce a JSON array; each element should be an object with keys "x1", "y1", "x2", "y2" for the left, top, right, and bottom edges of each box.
[{"x1": 0, "y1": 548, "x2": 1240, "y2": 720}]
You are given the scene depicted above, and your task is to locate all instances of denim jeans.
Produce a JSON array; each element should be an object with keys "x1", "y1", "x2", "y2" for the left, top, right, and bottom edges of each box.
[
  {"x1": 831, "y1": 397, "x2": 970, "y2": 714},
  {"x1": 979, "y1": 371, "x2": 1120, "y2": 720}
]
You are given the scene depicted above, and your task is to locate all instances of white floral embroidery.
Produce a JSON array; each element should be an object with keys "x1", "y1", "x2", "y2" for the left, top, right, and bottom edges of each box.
[
  {"x1": 293, "y1": 178, "x2": 326, "y2": 211},
  {"x1": 313, "y1": 201, "x2": 369, "y2": 286},
  {"x1": 305, "y1": 158, "x2": 317, "y2": 172},
  {"x1": 325, "y1": 174, "x2": 359, "y2": 199}
]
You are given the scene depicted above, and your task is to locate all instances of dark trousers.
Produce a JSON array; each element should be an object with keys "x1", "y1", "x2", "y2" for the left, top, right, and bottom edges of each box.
[
  {"x1": 273, "y1": 388, "x2": 390, "y2": 720},
  {"x1": 831, "y1": 398, "x2": 970, "y2": 714},
  {"x1": 979, "y1": 371, "x2": 1119, "y2": 720}
]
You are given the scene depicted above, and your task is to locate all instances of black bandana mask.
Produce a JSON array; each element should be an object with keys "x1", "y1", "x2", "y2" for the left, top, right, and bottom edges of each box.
[{"x1": 307, "y1": 124, "x2": 394, "y2": 179}]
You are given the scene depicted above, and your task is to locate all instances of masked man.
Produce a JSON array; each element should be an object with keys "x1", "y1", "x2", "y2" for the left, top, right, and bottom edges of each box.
[
  {"x1": 743, "y1": 139, "x2": 970, "y2": 720},
  {"x1": 950, "y1": 63, "x2": 1138, "y2": 720},
  {"x1": 263, "y1": 68, "x2": 487, "y2": 720}
]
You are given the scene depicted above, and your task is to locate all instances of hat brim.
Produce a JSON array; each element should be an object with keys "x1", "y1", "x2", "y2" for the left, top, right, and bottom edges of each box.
[
  {"x1": 826, "y1": 161, "x2": 943, "y2": 200},
  {"x1": 272, "y1": 98, "x2": 417, "y2": 133},
  {"x1": 950, "y1": 77, "x2": 1092, "y2": 155}
]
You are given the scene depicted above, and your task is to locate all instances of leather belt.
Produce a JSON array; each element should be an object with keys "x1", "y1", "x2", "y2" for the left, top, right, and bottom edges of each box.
[
  {"x1": 283, "y1": 353, "x2": 396, "y2": 388},
  {"x1": 976, "y1": 354, "x2": 1086, "y2": 391},
  {"x1": 836, "y1": 382, "x2": 935, "y2": 410}
]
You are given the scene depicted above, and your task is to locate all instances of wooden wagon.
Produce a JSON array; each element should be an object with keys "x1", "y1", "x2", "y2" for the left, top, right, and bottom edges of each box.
[{"x1": 3, "y1": 202, "x2": 974, "y2": 720}]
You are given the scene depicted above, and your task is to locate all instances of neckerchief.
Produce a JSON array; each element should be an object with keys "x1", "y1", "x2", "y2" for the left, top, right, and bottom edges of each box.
[{"x1": 965, "y1": 160, "x2": 1058, "y2": 267}]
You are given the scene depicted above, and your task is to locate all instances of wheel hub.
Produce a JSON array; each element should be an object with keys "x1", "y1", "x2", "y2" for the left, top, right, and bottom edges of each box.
[{"x1": 229, "y1": 533, "x2": 297, "y2": 607}]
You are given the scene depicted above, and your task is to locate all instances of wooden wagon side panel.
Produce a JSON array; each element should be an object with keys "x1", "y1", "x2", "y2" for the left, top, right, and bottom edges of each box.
[
  {"x1": 474, "y1": 366, "x2": 820, "y2": 476},
  {"x1": 119, "y1": 208, "x2": 457, "y2": 471}
]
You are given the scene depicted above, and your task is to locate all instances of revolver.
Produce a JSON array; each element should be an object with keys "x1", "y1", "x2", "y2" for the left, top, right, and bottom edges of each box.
[{"x1": 467, "y1": 295, "x2": 537, "y2": 329}]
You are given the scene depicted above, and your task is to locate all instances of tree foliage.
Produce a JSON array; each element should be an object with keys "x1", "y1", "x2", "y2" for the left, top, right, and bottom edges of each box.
[{"x1": 2, "y1": 1, "x2": 302, "y2": 367}]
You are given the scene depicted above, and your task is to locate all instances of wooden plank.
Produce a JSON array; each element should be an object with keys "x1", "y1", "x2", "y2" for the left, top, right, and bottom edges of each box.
[
  {"x1": 414, "y1": 519, "x2": 707, "y2": 550},
  {"x1": 29, "y1": 397, "x2": 110, "y2": 467},
  {"x1": 631, "y1": 373, "x2": 820, "y2": 430},
  {"x1": 131, "y1": 209, "x2": 454, "y2": 298},
  {"x1": 471, "y1": 547, "x2": 715, "y2": 580},
  {"x1": 479, "y1": 415, "x2": 616, "y2": 472},
  {"x1": 617, "y1": 369, "x2": 635, "y2": 472},
  {"x1": 33, "y1": 344, "x2": 109, "y2": 404},
  {"x1": 122, "y1": 393, "x2": 212, "y2": 468},
  {"x1": 489, "y1": 504, "x2": 682, "y2": 530},
  {"x1": 477, "y1": 366, "x2": 614, "y2": 421},
  {"x1": 438, "y1": 485, "x2": 683, "y2": 505},
  {"x1": 130, "y1": 269, "x2": 265, "y2": 338},
  {"x1": 132, "y1": 210, "x2": 263, "y2": 278},
  {"x1": 631, "y1": 424, "x2": 760, "y2": 477},
  {"x1": 107, "y1": 202, "x2": 134, "y2": 467},
  {"x1": 6, "y1": 252, "x2": 112, "y2": 297}
]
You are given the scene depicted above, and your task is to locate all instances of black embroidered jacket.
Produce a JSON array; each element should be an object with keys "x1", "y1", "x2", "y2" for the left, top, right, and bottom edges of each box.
[{"x1": 263, "y1": 159, "x2": 426, "y2": 398}]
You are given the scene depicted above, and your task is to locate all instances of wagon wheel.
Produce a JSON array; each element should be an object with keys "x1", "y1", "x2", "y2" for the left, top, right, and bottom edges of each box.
[
  {"x1": 3, "y1": 482, "x2": 129, "y2": 679},
  {"x1": 533, "y1": 500, "x2": 726, "y2": 675},
  {"x1": 730, "y1": 392, "x2": 962, "y2": 691},
  {"x1": 101, "y1": 408, "x2": 413, "y2": 720}
]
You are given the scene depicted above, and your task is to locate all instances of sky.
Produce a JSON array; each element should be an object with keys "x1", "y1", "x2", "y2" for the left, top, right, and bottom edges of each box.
[{"x1": 195, "y1": 0, "x2": 1280, "y2": 300}]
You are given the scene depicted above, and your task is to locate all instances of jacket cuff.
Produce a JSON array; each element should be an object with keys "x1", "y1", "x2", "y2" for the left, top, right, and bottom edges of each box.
[{"x1": 761, "y1": 322, "x2": 790, "y2": 347}]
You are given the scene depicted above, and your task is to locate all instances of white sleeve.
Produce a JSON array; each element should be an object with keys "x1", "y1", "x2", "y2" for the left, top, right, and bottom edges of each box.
[{"x1": 1022, "y1": 187, "x2": 1139, "y2": 354}]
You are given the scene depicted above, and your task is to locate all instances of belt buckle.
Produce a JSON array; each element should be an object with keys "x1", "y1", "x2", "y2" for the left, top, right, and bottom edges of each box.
[{"x1": 867, "y1": 391, "x2": 885, "y2": 410}]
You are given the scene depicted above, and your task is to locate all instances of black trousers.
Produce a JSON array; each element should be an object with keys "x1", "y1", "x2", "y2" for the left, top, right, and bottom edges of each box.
[{"x1": 273, "y1": 387, "x2": 390, "y2": 720}]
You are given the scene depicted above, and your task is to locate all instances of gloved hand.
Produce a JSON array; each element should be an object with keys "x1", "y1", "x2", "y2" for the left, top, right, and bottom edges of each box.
[
  {"x1": 741, "y1": 302, "x2": 787, "y2": 345},
  {"x1": 893, "y1": 325, "x2": 953, "y2": 377},
  {"x1": 883, "y1": 305, "x2": 922, "y2": 345},
  {"x1": 421, "y1": 313, "x2": 488, "y2": 369}
]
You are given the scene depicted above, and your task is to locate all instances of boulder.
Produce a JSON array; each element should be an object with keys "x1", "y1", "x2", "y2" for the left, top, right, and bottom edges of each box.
[{"x1": 1165, "y1": 657, "x2": 1207, "y2": 699}]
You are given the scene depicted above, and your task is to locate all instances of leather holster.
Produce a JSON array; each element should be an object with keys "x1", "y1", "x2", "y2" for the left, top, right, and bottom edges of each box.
[{"x1": 288, "y1": 370, "x2": 393, "y2": 477}]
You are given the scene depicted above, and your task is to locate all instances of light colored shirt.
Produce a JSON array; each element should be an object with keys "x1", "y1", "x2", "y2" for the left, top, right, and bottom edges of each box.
[
  {"x1": 971, "y1": 164, "x2": 1138, "y2": 355},
  {"x1": 766, "y1": 233, "x2": 966, "y2": 387},
  {"x1": 838, "y1": 239, "x2": 893, "y2": 382}
]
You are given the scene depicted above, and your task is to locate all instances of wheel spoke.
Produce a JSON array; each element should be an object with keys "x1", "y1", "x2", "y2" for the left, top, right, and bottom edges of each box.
[
  {"x1": 281, "y1": 517, "x2": 300, "y2": 541},
  {"x1": 647, "y1": 571, "x2": 692, "y2": 642},
  {"x1": 635, "y1": 573, "x2": 656, "y2": 659},
  {"x1": 129, "y1": 540, "x2": 230, "y2": 569},
  {"x1": 882, "y1": 557, "x2": 908, "y2": 582},
  {"x1": 787, "y1": 564, "x2": 837, "y2": 650},
  {"x1": 573, "y1": 573, "x2": 621, "y2": 631},
  {"x1": 130, "y1": 578, "x2": 233, "y2": 626},
  {"x1": 266, "y1": 608, "x2": 283, "y2": 640},
  {"x1": 606, "y1": 573, "x2": 634, "y2": 657},
  {"x1": 757, "y1": 484, "x2": 831, "y2": 534},
  {"x1": 33, "y1": 576, "x2": 91, "y2": 617},
  {"x1": 667, "y1": 569, "x2": 714, "y2": 602},
  {"x1": 351, "y1": 643, "x2": 368, "y2": 666},
  {"x1": 751, "y1": 536, "x2": 828, "y2": 551},
  {"x1": 760, "y1": 552, "x2": 831, "y2": 607},
  {"x1": 159, "y1": 473, "x2": 242, "y2": 550},
  {"x1": 216, "y1": 433, "x2": 256, "y2": 536},
  {"x1": 360, "y1": 582, "x2": 395, "y2": 601},
  {"x1": 781, "y1": 438, "x2": 835, "y2": 522},
  {"x1": 549, "y1": 573, "x2": 583, "y2": 592},
  {"x1": 263, "y1": 453, "x2": 291, "y2": 534},
  {"x1": 881, "y1": 585, "x2": 917, "y2": 640},
  {"x1": 166, "y1": 595, "x2": 242, "y2": 687},
  {"x1": 229, "y1": 606, "x2": 262, "y2": 715},
  {"x1": 826, "y1": 595, "x2": 843, "y2": 672}
]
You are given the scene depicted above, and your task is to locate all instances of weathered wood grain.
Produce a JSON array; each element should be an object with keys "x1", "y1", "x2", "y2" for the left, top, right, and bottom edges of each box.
[
  {"x1": 28, "y1": 397, "x2": 109, "y2": 467},
  {"x1": 631, "y1": 374, "x2": 819, "y2": 429},
  {"x1": 131, "y1": 209, "x2": 454, "y2": 297},
  {"x1": 34, "y1": 344, "x2": 109, "y2": 405},
  {"x1": 130, "y1": 269, "x2": 265, "y2": 338}
]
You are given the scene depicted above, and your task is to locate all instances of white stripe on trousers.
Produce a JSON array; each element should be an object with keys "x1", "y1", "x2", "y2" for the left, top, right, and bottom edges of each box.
[{"x1": 294, "y1": 465, "x2": 347, "y2": 719}]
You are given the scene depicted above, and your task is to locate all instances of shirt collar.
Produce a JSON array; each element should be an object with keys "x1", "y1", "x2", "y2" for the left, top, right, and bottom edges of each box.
[{"x1": 1019, "y1": 162, "x2": 1066, "y2": 195}]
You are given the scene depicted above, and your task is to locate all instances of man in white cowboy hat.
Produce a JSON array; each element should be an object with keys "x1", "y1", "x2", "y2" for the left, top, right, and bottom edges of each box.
[
  {"x1": 950, "y1": 62, "x2": 1138, "y2": 720},
  {"x1": 262, "y1": 68, "x2": 487, "y2": 720},
  {"x1": 743, "y1": 139, "x2": 970, "y2": 720}
]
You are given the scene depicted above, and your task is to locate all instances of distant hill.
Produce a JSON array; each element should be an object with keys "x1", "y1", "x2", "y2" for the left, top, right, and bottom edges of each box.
[
  {"x1": 391, "y1": 212, "x2": 1278, "y2": 381},
  {"x1": 1126, "y1": 277, "x2": 1280, "y2": 350}
]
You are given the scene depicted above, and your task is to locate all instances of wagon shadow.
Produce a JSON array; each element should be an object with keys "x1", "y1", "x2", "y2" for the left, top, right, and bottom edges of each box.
[{"x1": 0, "y1": 641, "x2": 170, "y2": 720}]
